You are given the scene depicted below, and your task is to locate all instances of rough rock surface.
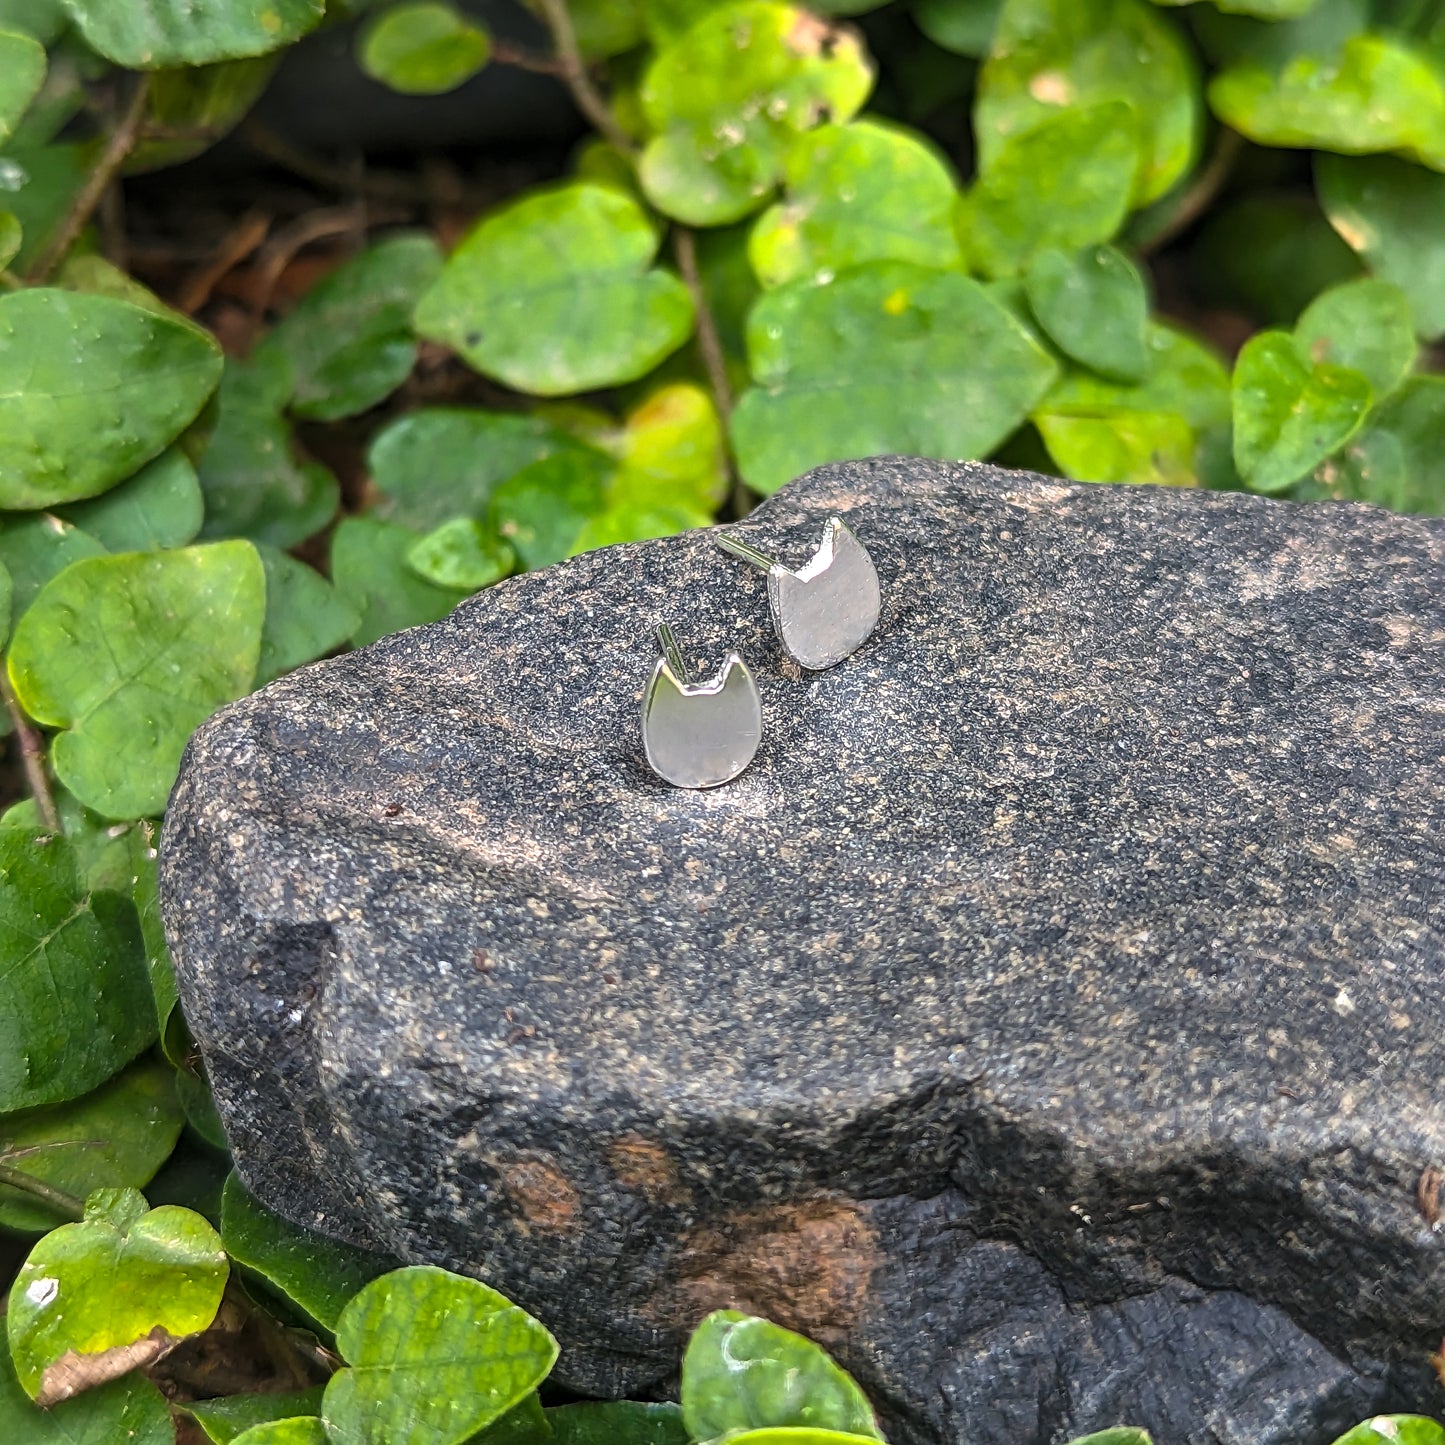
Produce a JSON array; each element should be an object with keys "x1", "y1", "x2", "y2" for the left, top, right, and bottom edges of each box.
[{"x1": 161, "y1": 459, "x2": 1445, "y2": 1444}]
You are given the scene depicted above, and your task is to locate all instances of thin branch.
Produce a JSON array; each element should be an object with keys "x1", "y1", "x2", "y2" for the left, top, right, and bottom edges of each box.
[
  {"x1": 535, "y1": 0, "x2": 635, "y2": 155},
  {"x1": 242, "y1": 120, "x2": 431, "y2": 205},
  {"x1": 1138, "y1": 127, "x2": 1244, "y2": 258},
  {"x1": 28, "y1": 72, "x2": 152, "y2": 284},
  {"x1": 490, "y1": 39, "x2": 566, "y2": 76},
  {"x1": 0, "y1": 1161, "x2": 85, "y2": 1221},
  {"x1": 0, "y1": 670, "x2": 60, "y2": 833}
]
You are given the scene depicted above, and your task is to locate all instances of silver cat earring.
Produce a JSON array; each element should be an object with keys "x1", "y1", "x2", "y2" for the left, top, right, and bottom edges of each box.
[
  {"x1": 642, "y1": 623, "x2": 763, "y2": 790},
  {"x1": 715, "y1": 515, "x2": 880, "y2": 671}
]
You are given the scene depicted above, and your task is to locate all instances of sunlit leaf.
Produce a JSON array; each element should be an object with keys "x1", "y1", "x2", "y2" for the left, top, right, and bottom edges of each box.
[
  {"x1": 58, "y1": 0, "x2": 325, "y2": 68},
  {"x1": 359, "y1": 1, "x2": 490, "y2": 93},
  {"x1": 1035, "y1": 408, "x2": 1195, "y2": 486},
  {"x1": 406, "y1": 517, "x2": 514, "y2": 591},
  {"x1": 1293, "y1": 277, "x2": 1416, "y2": 396}
]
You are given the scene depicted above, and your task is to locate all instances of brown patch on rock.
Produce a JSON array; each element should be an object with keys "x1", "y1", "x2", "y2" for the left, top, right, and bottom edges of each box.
[
  {"x1": 648, "y1": 1195, "x2": 877, "y2": 1344},
  {"x1": 607, "y1": 1134, "x2": 689, "y2": 1206},
  {"x1": 37, "y1": 1325, "x2": 180, "y2": 1406},
  {"x1": 497, "y1": 1155, "x2": 580, "y2": 1235}
]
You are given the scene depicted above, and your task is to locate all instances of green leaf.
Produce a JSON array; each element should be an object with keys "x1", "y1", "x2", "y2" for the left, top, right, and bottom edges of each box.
[
  {"x1": 1318, "y1": 374, "x2": 1445, "y2": 514},
  {"x1": 959, "y1": 103, "x2": 1140, "y2": 277},
  {"x1": 8, "y1": 541, "x2": 266, "y2": 819},
  {"x1": 0, "y1": 142, "x2": 89, "y2": 274},
  {"x1": 1035, "y1": 408, "x2": 1195, "y2": 487},
  {"x1": 914, "y1": 0, "x2": 1002, "y2": 56},
  {"x1": 220, "y1": 1171, "x2": 390, "y2": 1332},
  {"x1": 681, "y1": 1311, "x2": 881, "y2": 1443},
  {"x1": 259, "y1": 233, "x2": 442, "y2": 420},
  {"x1": 129, "y1": 56, "x2": 279, "y2": 173},
  {"x1": 187, "y1": 1388, "x2": 327, "y2": 1445},
  {"x1": 406, "y1": 517, "x2": 514, "y2": 591},
  {"x1": 546, "y1": 0, "x2": 644, "y2": 57},
  {"x1": 0, "y1": 210, "x2": 20, "y2": 270},
  {"x1": 1023, "y1": 244, "x2": 1149, "y2": 380},
  {"x1": 0, "y1": 1059, "x2": 184, "y2": 1233},
  {"x1": 720, "y1": 1434, "x2": 885, "y2": 1445},
  {"x1": 176, "y1": 1061, "x2": 228, "y2": 1148},
  {"x1": 0, "y1": 1344, "x2": 173, "y2": 1445},
  {"x1": 0, "y1": 556, "x2": 10, "y2": 647},
  {"x1": 123, "y1": 821, "x2": 185, "y2": 1062},
  {"x1": 359, "y1": 1, "x2": 491, "y2": 94},
  {"x1": 975, "y1": 0, "x2": 1200, "y2": 207},
  {"x1": 1293, "y1": 277, "x2": 1416, "y2": 396},
  {"x1": 1328, "y1": 1420, "x2": 1445, "y2": 1445},
  {"x1": 232, "y1": 1422, "x2": 329, "y2": 1445},
  {"x1": 613, "y1": 381, "x2": 729, "y2": 513},
  {"x1": 255, "y1": 544, "x2": 360, "y2": 687},
  {"x1": 0, "y1": 513, "x2": 106, "y2": 620},
  {"x1": 1317, "y1": 152, "x2": 1445, "y2": 340},
  {"x1": 0, "y1": 787, "x2": 138, "y2": 894},
  {"x1": 56, "y1": 448, "x2": 205, "y2": 552},
  {"x1": 1062, "y1": 1433, "x2": 1153, "y2": 1445},
  {"x1": 0, "y1": 29, "x2": 46, "y2": 146},
  {"x1": 331, "y1": 516, "x2": 467, "y2": 647},
  {"x1": 638, "y1": 2, "x2": 875, "y2": 225},
  {"x1": 731, "y1": 260, "x2": 1058, "y2": 493},
  {"x1": 749, "y1": 119, "x2": 960, "y2": 287},
  {"x1": 0, "y1": 288, "x2": 223, "y2": 510},
  {"x1": 416, "y1": 182, "x2": 693, "y2": 395},
  {"x1": 1232, "y1": 329, "x2": 1371, "y2": 492},
  {"x1": 0, "y1": 832, "x2": 152, "y2": 1113},
  {"x1": 58, "y1": 0, "x2": 325, "y2": 67},
  {"x1": 1209, "y1": 33, "x2": 1445, "y2": 161},
  {"x1": 0, "y1": 0, "x2": 67, "y2": 44},
  {"x1": 197, "y1": 352, "x2": 340, "y2": 548},
  {"x1": 489, "y1": 450, "x2": 612, "y2": 569},
  {"x1": 546, "y1": 1402, "x2": 689, "y2": 1445},
  {"x1": 320, "y1": 1265, "x2": 559, "y2": 1445}
]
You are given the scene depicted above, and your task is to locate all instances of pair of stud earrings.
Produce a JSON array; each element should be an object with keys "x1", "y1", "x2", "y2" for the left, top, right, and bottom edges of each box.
[{"x1": 642, "y1": 516, "x2": 881, "y2": 790}]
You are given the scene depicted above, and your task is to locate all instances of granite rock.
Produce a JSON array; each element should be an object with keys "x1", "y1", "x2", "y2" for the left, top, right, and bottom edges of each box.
[{"x1": 161, "y1": 459, "x2": 1445, "y2": 1444}]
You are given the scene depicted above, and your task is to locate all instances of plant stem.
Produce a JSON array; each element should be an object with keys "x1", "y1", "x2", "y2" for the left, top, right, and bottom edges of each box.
[
  {"x1": 0, "y1": 670, "x2": 60, "y2": 833},
  {"x1": 29, "y1": 72, "x2": 152, "y2": 285},
  {"x1": 535, "y1": 0, "x2": 635, "y2": 156},
  {"x1": 0, "y1": 1162, "x2": 85, "y2": 1221},
  {"x1": 1137, "y1": 127, "x2": 1243, "y2": 258},
  {"x1": 490, "y1": 39, "x2": 566, "y2": 76}
]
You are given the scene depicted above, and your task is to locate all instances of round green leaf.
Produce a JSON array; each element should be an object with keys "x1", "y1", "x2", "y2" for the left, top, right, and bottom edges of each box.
[
  {"x1": 406, "y1": 517, "x2": 514, "y2": 591},
  {"x1": 1023, "y1": 244, "x2": 1149, "y2": 381},
  {"x1": 320, "y1": 1265, "x2": 559, "y2": 1445},
  {"x1": 1035, "y1": 408, "x2": 1195, "y2": 487},
  {"x1": 546, "y1": 1401, "x2": 689, "y2": 1445},
  {"x1": 1232, "y1": 329, "x2": 1372, "y2": 493},
  {"x1": 220, "y1": 1171, "x2": 390, "y2": 1333},
  {"x1": 1330, "y1": 1422, "x2": 1445, "y2": 1445},
  {"x1": 232, "y1": 1422, "x2": 329, "y2": 1445},
  {"x1": 0, "y1": 1059, "x2": 184, "y2": 1234},
  {"x1": 914, "y1": 0, "x2": 1002, "y2": 57},
  {"x1": 975, "y1": 0, "x2": 1200, "y2": 207},
  {"x1": 0, "y1": 832, "x2": 152, "y2": 1113},
  {"x1": 414, "y1": 182, "x2": 694, "y2": 395},
  {"x1": 0, "y1": 1345, "x2": 173, "y2": 1445},
  {"x1": 1063, "y1": 1434, "x2": 1153, "y2": 1445},
  {"x1": 1317, "y1": 152, "x2": 1445, "y2": 340},
  {"x1": 8, "y1": 541, "x2": 266, "y2": 820},
  {"x1": 57, "y1": 448, "x2": 205, "y2": 552},
  {"x1": 731, "y1": 260, "x2": 1059, "y2": 493},
  {"x1": 959, "y1": 103, "x2": 1141, "y2": 278},
  {"x1": 681, "y1": 1310, "x2": 881, "y2": 1443},
  {"x1": 639, "y1": 2, "x2": 875, "y2": 226},
  {"x1": 1318, "y1": 374, "x2": 1445, "y2": 514},
  {"x1": 187, "y1": 1387, "x2": 327, "y2": 1445},
  {"x1": 58, "y1": 0, "x2": 325, "y2": 67},
  {"x1": 749, "y1": 119, "x2": 961, "y2": 287},
  {"x1": 615, "y1": 381, "x2": 728, "y2": 513},
  {"x1": 255, "y1": 544, "x2": 361, "y2": 687},
  {"x1": 1293, "y1": 277, "x2": 1416, "y2": 397},
  {"x1": 8, "y1": 1187, "x2": 228, "y2": 1404},
  {"x1": 359, "y1": 1, "x2": 490, "y2": 94},
  {"x1": 0, "y1": 29, "x2": 45, "y2": 146},
  {"x1": 489, "y1": 450, "x2": 612, "y2": 569},
  {"x1": 331, "y1": 516, "x2": 467, "y2": 647},
  {"x1": 0, "y1": 288, "x2": 223, "y2": 510}
]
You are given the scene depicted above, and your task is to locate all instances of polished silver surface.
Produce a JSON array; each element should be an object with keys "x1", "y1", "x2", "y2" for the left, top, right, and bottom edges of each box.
[
  {"x1": 641, "y1": 624, "x2": 763, "y2": 790},
  {"x1": 717, "y1": 515, "x2": 881, "y2": 670}
]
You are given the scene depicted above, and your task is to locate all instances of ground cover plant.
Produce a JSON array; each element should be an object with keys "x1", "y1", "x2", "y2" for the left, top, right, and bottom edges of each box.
[{"x1": 0, "y1": 0, "x2": 1442, "y2": 1437}]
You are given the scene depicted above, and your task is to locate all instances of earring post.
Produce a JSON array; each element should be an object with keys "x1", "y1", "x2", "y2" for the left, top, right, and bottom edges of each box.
[
  {"x1": 715, "y1": 532, "x2": 778, "y2": 572},
  {"x1": 655, "y1": 622, "x2": 690, "y2": 682}
]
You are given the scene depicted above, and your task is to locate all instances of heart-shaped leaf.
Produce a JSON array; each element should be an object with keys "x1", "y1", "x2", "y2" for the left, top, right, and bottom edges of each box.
[
  {"x1": 57, "y1": 449, "x2": 204, "y2": 553},
  {"x1": 1035, "y1": 409, "x2": 1195, "y2": 487},
  {"x1": 489, "y1": 450, "x2": 614, "y2": 569},
  {"x1": 254, "y1": 544, "x2": 361, "y2": 687},
  {"x1": 358, "y1": 1, "x2": 491, "y2": 94},
  {"x1": 1317, "y1": 374, "x2": 1445, "y2": 515},
  {"x1": 187, "y1": 1387, "x2": 327, "y2": 1445},
  {"x1": 406, "y1": 517, "x2": 514, "y2": 592},
  {"x1": 320, "y1": 1265, "x2": 559, "y2": 1445},
  {"x1": 414, "y1": 182, "x2": 694, "y2": 395},
  {"x1": 1232, "y1": 328, "x2": 1371, "y2": 492},
  {"x1": 7, "y1": 541, "x2": 266, "y2": 819},
  {"x1": 1024, "y1": 244, "x2": 1149, "y2": 381},
  {"x1": 1293, "y1": 277, "x2": 1416, "y2": 398},
  {"x1": 0, "y1": 29, "x2": 45, "y2": 145},
  {"x1": 331, "y1": 517, "x2": 468, "y2": 647},
  {"x1": 58, "y1": 0, "x2": 325, "y2": 67},
  {"x1": 8, "y1": 1187, "x2": 228, "y2": 1404},
  {"x1": 1328, "y1": 1421, "x2": 1445, "y2": 1445},
  {"x1": 0, "y1": 1344, "x2": 173, "y2": 1445}
]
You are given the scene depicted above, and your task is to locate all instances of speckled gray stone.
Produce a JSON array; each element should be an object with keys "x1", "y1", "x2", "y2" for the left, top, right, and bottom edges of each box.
[{"x1": 161, "y1": 460, "x2": 1445, "y2": 1445}]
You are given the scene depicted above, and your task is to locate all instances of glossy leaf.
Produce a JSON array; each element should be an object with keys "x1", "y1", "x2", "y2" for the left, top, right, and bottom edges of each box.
[
  {"x1": 1318, "y1": 375, "x2": 1445, "y2": 514},
  {"x1": 359, "y1": 1, "x2": 491, "y2": 94},
  {"x1": 0, "y1": 143, "x2": 89, "y2": 275},
  {"x1": 1062, "y1": 1433, "x2": 1153, "y2": 1445},
  {"x1": 1293, "y1": 278, "x2": 1416, "y2": 397},
  {"x1": 8, "y1": 1187, "x2": 228, "y2": 1403},
  {"x1": 230, "y1": 1422, "x2": 328, "y2": 1445},
  {"x1": 406, "y1": 517, "x2": 514, "y2": 591},
  {"x1": 197, "y1": 352, "x2": 340, "y2": 548},
  {"x1": 0, "y1": 288, "x2": 223, "y2": 510},
  {"x1": 260, "y1": 233, "x2": 442, "y2": 420},
  {"x1": 187, "y1": 1388, "x2": 328, "y2": 1445},
  {"x1": 220, "y1": 1171, "x2": 389, "y2": 1332},
  {"x1": 0, "y1": 832, "x2": 151, "y2": 1113},
  {"x1": 546, "y1": 1401, "x2": 689, "y2": 1445},
  {"x1": 1232, "y1": 329, "x2": 1371, "y2": 493},
  {"x1": 0, "y1": 1060, "x2": 184, "y2": 1233},
  {"x1": 722, "y1": 1434, "x2": 885, "y2": 1445},
  {"x1": 1023, "y1": 244, "x2": 1148, "y2": 381},
  {"x1": 1035, "y1": 409, "x2": 1195, "y2": 487},
  {"x1": 57, "y1": 448, "x2": 205, "y2": 552},
  {"x1": 58, "y1": 0, "x2": 326, "y2": 67},
  {"x1": 0, "y1": 1345, "x2": 173, "y2": 1445},
  {"x1": 614, "y1": 381, "x2": 728, "y2": 513},
  {"x1": 638, "y1": 2, "x2": 875, "y2": 225},
  {"x1": 959, "y1": 103, "x2": 1140, "y2": 278},
  {"x1": 1317, "y1": 152, "x2": 1445, "y2": 339},
  {"x1": 1328, "y1": 1419, "x2": 1445, "y2": 1445},
  {"x1": 331, "y1": 516, "x2": 467, "y2": 647},
  {"x1": 0, "y1": 512, "x2": 106, "y2": 619},
  {"x1": 749, "y1": 119, "x2": 960, "y2": 286},
  {"x1": 255, "y1": 544, "x2": 361, "y2": 687},
  {"x1": 7, "y1": 541, "x2": 266, "y2": 819},
  {"x1": 975, "y1": 0, "x2": 1200, "y2": 207},
  {"x1": 321, "y1": 1265, "x2": 559, "y2": 1445},
  {"x1": 914, "y1": 0, "x2": 1002, "y2": 57},
  {"x1": 732, "y1": 260, "x2": 1058, "y2": 493},
  {"x1": 681, "y1": 1310, "x2": 881, "y2": 1443},
  {"x1": 415, "y1": 182, "x2": 694, "y2": 395},
  {"x1": 490, "y1": 450, "x2": 612, "y2": 569},
  {"x1": 0, "y1": 29, "x2": 46, "y2": 145}
]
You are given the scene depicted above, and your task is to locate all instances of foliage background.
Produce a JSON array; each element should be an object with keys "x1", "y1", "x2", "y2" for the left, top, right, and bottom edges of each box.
[{"x1": 0, "y1": 0, "x2": 1442, "y2": 1437}]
